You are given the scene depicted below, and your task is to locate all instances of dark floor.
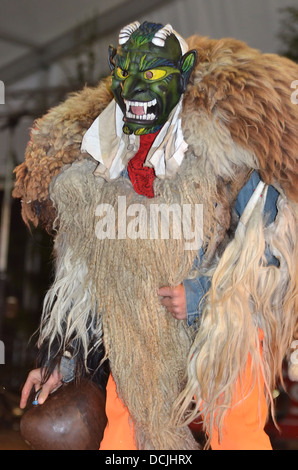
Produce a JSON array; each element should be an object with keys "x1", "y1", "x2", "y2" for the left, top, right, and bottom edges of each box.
[
  {"x1": 0, "y1": 387, "x2": 297, "y2": 450},
  {"x1": 0, "y1": 429, "x2": 30, "y2": 450},
  {"x1": 0, "y1": 421, "x2": 297, "y2": 451}
]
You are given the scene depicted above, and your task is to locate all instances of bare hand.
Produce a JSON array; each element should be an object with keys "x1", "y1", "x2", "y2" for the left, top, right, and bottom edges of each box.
[
  {"x1": 158, "y1": 284, "x2": 187, "y2": 320},
  {"x1": 20, "y1": 368, "x2": 62, "y2": 409}
]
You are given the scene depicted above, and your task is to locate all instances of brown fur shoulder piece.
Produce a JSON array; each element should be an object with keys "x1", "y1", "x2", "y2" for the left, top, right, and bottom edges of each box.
[
  {"x1": 13, "y1": 36, "x2": 298, "y2": 229},
  {"x1": 13, "y1": 78, "x2": 113, "y2": 229},
  {"x1": 182, "y1": 36, "x2": 298, "y2": 199}
]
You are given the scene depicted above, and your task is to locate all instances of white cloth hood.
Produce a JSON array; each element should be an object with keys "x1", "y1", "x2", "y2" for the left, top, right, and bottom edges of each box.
[{"x1": 81, "y1": 98, "x2": 188, "y2": 180}]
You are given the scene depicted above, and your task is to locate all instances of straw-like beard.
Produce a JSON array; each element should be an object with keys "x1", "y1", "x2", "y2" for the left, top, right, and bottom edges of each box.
[{"x1": 42, "y1": 152, "x2": 235, "y2": 450}]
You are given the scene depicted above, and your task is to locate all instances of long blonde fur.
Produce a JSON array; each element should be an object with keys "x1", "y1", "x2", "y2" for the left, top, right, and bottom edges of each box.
[{"x1": 174, "y1": 191, "x2": 298, "y2": 447}]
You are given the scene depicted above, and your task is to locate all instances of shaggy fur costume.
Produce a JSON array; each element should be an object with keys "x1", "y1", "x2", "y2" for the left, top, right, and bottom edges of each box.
[{"x1": 13, "y1": 36, "x2": 298, "y2": 449}]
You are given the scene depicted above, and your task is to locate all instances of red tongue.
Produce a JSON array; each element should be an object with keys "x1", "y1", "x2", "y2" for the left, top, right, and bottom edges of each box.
[{"x1": 131, "y1": 105, "x2": 144, "y2": 115}]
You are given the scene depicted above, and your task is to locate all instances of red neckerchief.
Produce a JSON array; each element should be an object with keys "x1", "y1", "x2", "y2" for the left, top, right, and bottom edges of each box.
[{"x1": 127, "y1": 131, "x2": 160, "y2": 198}]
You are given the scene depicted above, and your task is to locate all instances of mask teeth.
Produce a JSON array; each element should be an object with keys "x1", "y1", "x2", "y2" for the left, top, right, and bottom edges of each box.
[
  {"x1": 126, "y1": 112, "x2": 156, "y2": 121},
  {"x1": 124, "y1": 99, "x2": 157, "y2": 121},
  {"x1": 124, "y1": 99, "x2": 157, "y2": 112}
]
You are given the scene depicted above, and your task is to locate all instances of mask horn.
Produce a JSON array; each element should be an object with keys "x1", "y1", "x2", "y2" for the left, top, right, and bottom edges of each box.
[
  {"x1": 119, "y1": 21, "x2": 140, "y2": 45},
  {"x1": 152, "y1": 24, "x2": 173, "y2": 48}
]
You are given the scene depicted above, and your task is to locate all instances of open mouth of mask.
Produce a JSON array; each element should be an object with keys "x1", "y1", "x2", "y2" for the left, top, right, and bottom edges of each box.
[{"x1": 124, "y1": 98, "x2": 158, "y2": 122}]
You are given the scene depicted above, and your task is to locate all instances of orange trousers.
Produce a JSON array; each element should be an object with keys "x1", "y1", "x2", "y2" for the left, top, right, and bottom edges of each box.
[
  {"x1": 99, "y1": 373, "x2": 272, "y2": 450},
  {"x1": 100, "y1": 340, "x2": 272, "y2": 450}
]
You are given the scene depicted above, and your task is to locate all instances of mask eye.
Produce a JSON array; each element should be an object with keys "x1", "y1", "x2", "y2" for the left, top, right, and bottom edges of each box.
[
  {"x1": 144, "y1": 69, "x2": 167, "y2": 81},
  {"x1": 115, "y1": 67, "x2": 129, "y2": 80}
]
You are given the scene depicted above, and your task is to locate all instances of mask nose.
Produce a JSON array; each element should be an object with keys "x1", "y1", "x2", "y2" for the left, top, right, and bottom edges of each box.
[{"x1": 122, "y1": 76, "x2": 148, "y2": 100}]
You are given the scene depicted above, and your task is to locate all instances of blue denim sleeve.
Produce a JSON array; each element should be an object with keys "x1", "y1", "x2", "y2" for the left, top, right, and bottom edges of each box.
[
  {"x1": 235, "y1": 171, "x2": 279, "y2": 227},
  {"x1": 60, "y1": 355, "x2": 76, "y2": 382},
  {"x1": 235, "y1": 171, "x2": 280, "y2": 267},
  {"x1": 183, "y1": 172, "x2": 280, "y2": 326},
  {"x1": 183, "y1": 274, "x2": 211, "y2": 326},
  {"x1": 183, "y1": 248, "x2": 211, "y2": 326}
]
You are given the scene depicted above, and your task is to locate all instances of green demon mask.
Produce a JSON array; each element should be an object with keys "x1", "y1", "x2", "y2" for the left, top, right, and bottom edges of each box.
[{"x1": 108, "y1": 21, "x2": 197, "y2": 135}]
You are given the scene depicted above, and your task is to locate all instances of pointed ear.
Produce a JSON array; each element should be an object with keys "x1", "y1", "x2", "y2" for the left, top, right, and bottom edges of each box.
[
  {"x1": 108, "y1": 45, "x2": 117, "y2": 71},
  {"x1": 179, "y1": 50, "x2": 197, "y2": 92}
]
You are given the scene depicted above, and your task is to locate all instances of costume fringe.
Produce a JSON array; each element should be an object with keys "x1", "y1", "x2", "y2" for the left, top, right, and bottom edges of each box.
[{"x1": 37, "y1": 148, "x2": 248, "y2": 449}]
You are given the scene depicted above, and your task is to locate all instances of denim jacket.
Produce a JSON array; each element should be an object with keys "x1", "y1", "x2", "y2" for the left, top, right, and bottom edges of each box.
[{"x1": 183, "y1": 171, "x2": 280, "y2": 326}]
